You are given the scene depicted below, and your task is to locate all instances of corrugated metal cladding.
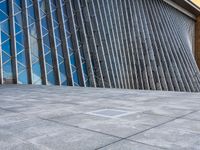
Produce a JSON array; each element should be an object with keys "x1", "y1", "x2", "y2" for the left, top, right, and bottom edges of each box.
[{"x1": 0, "y1": 0, "x2": 200, "y2": 92}]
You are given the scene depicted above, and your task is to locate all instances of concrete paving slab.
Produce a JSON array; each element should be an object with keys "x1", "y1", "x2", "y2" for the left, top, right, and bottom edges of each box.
[
  {"x1": 28, "y1": 125, "x2": 119, "y2": 150},
  {"x1": 0, "y1": 85, "x2": 200, "y2": 150},
  {"x1": 129, "y1": 123, "x2": 200, "y2": 150},
  {"x1": 98, "y1": 140, "x2": 164, "y2": 150}
]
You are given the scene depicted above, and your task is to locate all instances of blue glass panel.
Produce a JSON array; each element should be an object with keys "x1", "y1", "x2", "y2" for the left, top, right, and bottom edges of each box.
[
  {"x1": 16, "y1": 32, "x2": 24, "y2": 45},
  {"x1": 1, "y1": 20, "x2": 9, "y2": 34},
  {"x1": 17, "y1": 62, "x2": 25, "y2": 72},
  {"x1": 32, "y1": 62, "x2": 41, "y2": 79},
  {"x1": 18, "y1": 71, "x2": 28, "y2": 84},
  {"x1": 28, "y1": 6, "x2": 35, "y2": 19},
  {"x1": 82, "y1": 63, "x2": 87, "y2": 75},
  {"x1": 28, "y1": 17, "x2": 35, "y2": 25},
  {"x1": 43, "y1": 44, "x2": 50, "y2": 55},
  {"x1": 15, "y1": 22, "x2": 22, "y2": 33},
  {"x1": 2, "y1": 51, "x2": 10, "y2": 63},
  {"x1": 17, "y1": 52, "x2": 26, "y2": 65},
  {"x1": 45, "y1": 53, "x2": 53, "y2": 65},
  {"x1": 41, "y1": 17, "x2": 48, "y2": 29},
  {"x1": 31, "y1": 55, "x2": 38, "y2": 64},
  {"x1": 73, "y1": 72, "x2": 79, "y2": 86},
  {"x1": 16, "y1": 42, "x2": 24, "y2": 53},
  {"x1": 53, "y1": 20, "x2": 58, "y2": 28},
  {"x1": 29, "y1": 24, "x2": 37, "y2": 37},
  {"x1": 1, "y1": 31, "x2": 9, "y2": 43},
  {"x1": 27, "y1": 0, "x2": 32, "y2": 7},
  {"x1": 14, "y1": 13, "x2": 22, "y2": 25},
  {"x1": 47, "y1": 71, "x2": 55, "y2": 85},
  {"x1": 58, "y1": 55, "x2": 63, "y2": 63},
  {"x1": 46, "y1": 64, "x2": 52, "y2": 73},
  {"x1": 3, "y1": 61, "x2": 12, "y2": 75},
  {"x1": 70, "y1": 54, "x2": 76, "y2": 66},
  {"x1": 2, "y1": 40, "x2": 11, "y2": 55},
  {"x1": 14, "y1": 0, "x2": 21, "y2": 7},
  {"x1": 43, "y1": 35, "x2": 50, "y2": 47},
  {"x1": 39, "y1": 0, "x2": 45, "y2": 12},
  {"x1": 67, "y1": 38, "x2": 73, "y2": 49},
  {"x1": 54, "y1": 28, "x2": 60, "y2": 39},
  {"x1": 0, "y1": 1, "x2": 8, "y2": 14},
  {"x1": 0, "y1": 10, "x2": 8, "y2": 22},
  {"x1": 42, "y1": 27, "x2": 48, "y2": 35},
  {"x1": 14, "y1": 4, "x2": 21, "y2": 14},
  {"x1": 57, "y1": 44, "x2": 62, "y2": 56}
]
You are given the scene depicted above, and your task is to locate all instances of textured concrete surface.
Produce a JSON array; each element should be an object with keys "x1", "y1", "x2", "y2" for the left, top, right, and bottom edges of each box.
[{"x1": 0, "y1": 85, "x2": 200, "y2": 150}]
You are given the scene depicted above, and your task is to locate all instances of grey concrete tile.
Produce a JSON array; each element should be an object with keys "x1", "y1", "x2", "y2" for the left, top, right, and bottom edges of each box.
[
  {"x1": 120, "y1": 113, "x2": 172, "y2": 126},
  {"x1": 0, "y1": 85, "x2": 200, "y2": 150},
  {"x1": 98, "y1": 140, "x2": 164, "y2": 150},
  {"x1": 129, "y1": 123, "x2": 200, "y2": 150},
  {"x1": 161, "y1": 118, "x2": 200, "y2": 134},
  {"x1": 28, "y1": 126, "x2": 119, "y2": 150},
  {"x1": 0, "y1": 118, "x2": 66, "y2": 140},
  {"x1": 0, "y1": 113, "x2": 30, "y2": 126},
  {"x1": 143, "y1": 106, "x2": 193, "y2": 117},
  {"x1": 50, "y1": 113, "x2": 150, "y2": 138},
  {"x1": 0, "y1": 129, "x2": 25, "y2": 150},
  {"x1": 184, "y1": 111, "x2": 200, "y2": 121},
  {"x1": 2, "y1": 142, "x2": 46, "y2": 150}
]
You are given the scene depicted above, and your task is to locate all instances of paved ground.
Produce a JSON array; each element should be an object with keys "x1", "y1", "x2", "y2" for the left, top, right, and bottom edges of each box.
[{"x1": 0, "y1": 85, "x2": 200, "y2": 150}]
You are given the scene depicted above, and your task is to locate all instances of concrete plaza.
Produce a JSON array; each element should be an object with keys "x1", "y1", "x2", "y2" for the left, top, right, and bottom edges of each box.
[{"x1": 0, "y1": 85, "x2": 200, "y2": 150}]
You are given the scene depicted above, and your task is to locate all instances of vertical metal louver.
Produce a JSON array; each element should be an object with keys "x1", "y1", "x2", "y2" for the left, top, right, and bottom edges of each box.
[{"x1": 0, "y1": 0, "x2": 200, "y2": 92}]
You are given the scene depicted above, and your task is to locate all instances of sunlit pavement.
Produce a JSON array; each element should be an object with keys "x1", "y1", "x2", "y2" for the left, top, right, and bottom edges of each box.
[{"x1": 0, "y1": 85, "x2": 200, "y2": 150}]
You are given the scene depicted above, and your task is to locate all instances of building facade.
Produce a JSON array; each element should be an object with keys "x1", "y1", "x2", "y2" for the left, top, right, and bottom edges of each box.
[{"x1": 0, "y1": 0, "x2": 200, "y2": 92}]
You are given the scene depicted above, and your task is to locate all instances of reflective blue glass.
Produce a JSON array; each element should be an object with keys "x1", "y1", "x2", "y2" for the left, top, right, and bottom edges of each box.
[
  {"x1": 0, "y1": 1, "x2": 8, "y2": 14},
  {"x1": 0, "y1": 11, "x2": 7, "y2": 22},
  {"x1": 39, "y1": 0, "x2": 55, "y2": 85},
  {"x1": 1, "y1": 31, "x2": 9, "y2": 43},
  {"x1": 50, "y1": 0, "x2": 67, "y2": 85},
  {"x1": 14, "y1": 0, "x2": 28, "y2": 84},
  {"x1": 27, "y1": 1, "x2": 42, "y2": 84},
  {"x1": 62, "y1": 3, "x2": 79, "y2": 86}
]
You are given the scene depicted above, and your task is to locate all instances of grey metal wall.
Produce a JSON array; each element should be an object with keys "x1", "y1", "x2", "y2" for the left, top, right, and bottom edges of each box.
[{"x1": 0, "y1": 0, "x2": 200, "y2": 92}]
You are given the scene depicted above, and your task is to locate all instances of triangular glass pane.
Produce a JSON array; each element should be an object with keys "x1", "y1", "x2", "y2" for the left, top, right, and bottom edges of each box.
[
  {"x1": 27, "y1": 0, "x2": 32, "y2": 7},
  {"x1": 2, "y1": 51, "x2": 10, "y2": 63},
  {"x1": 1, "y1": 31, "x2": 9, "y2": 43},
  {"x1": 2, "y1": 40, "x2": 11, "y2": 55},
  {"x1": 1, "y1": 19, "x2": 10, "y2": 34},
  {"x1": 43, "y1": 44, "x2": 50, "y2": 55},
  {"x1": 28, "y1": 16, "x2": 35, "y2": 26},
  {"x1": 3, "y1": 60, "x2": 12, "y2": 74},
  {"x1": 17, "y1": 62, "x2": 25, "y2": 73},
  {"x1": 58, "y1": 55, "x2": 63, "y2": 63},
  {"x1": 45, "y1": 53, "x2": 53, "y2": 65},
  {"x1": 16, "y1": 42, "x2": 24, "y2": 54},
  {"x1": 0, "y1": 1, "x2": 8, "y2": 14},
  {"x1": 0, "y1": 10, "x2": 8, "y2": 22},
  {"x1": 29, "y1": 24, "x2": 37, "y2": 37},
  {"x1": 14, "y1": 3, "x2": 21, "y2": 14},
  {"x1": 42, "y1": 27, "x2": 48, "y2": 36},
  {"x1": 32, "y1": 62, "x2": 41, "y2": 80},
  {"x1": 28, "y1": 5, "x2": 35, "y2": 19},
  {"x1": 14, "y1": 0, "x2": 22, "y2": 8},
  {"x1": 16, "y1": 32, "x2": 24, "y2": 45},
  {"x1": 46, "y1": 63, "x2": 53, "y2": 73},
  {"x1": 47, "y1": 71, "x2": 55, "y2": 85},
  {"x1": 15, "y1": 22, "x2": 22, "y2": 33},
  {"x1": 18, "y1": 70, "x2": 28, "y2": 84},
  {"x1": 57, "y1": 44, "x2": 62, "y2": 56},
  {"x1": 31, "y1": 55, "x2": 38, "y2": 64},
  {"x1": 17, "y1": 51, "x2": 26, "y2": 65},
  {"x1": 14, "y1": 13, "x2": 22, "y2": 25}
]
